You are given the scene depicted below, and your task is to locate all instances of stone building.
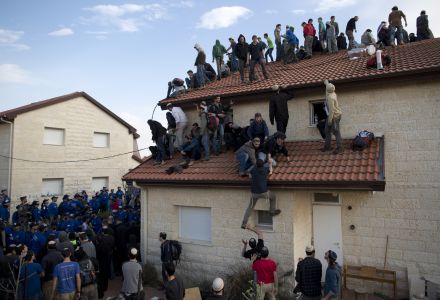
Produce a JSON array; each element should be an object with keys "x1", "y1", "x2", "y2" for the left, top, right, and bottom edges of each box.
[
  {"x1": 124, "y1": 39, "x2": 440, "y2": 297},
  {"x1": 0, "y1": 91, "x2": 142, "y2": 203}
]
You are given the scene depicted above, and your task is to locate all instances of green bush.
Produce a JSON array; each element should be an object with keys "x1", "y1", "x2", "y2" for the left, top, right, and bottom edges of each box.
[{"x1": 224, "y1": 264, "x2": 255, "y2": 300}]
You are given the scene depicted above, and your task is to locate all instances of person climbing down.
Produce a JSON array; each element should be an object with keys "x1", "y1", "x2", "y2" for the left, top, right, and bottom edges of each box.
[{"x1": 241, "y1": 159, "x2": 280, "y2": 229}]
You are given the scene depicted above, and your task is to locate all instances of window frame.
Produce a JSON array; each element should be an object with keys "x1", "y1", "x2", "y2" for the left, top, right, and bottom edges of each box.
[
  {"x1": 92, "y1": 176, "x2": 109, "y2": 192},
  {"x1": 309, "y1": 100, "x2": 326, "y2": 127},
  {"x1": 256, "y1": 210, "x2": 273, "y2": 230},
  {"x1": 93, "y1": 132, "x2": 110, "y2": 148},
  {"x1": 43, "y1": 127, "x2": 65, "y2": 146},
  {"x1": 179, "y1": 206, "x2": 212, "y2": 243},
  {"x1": 312, "y1": 192, "x2": 342, "y2": 205},
  {"x1": 41, "y1": 178, "x2": 64, "y2": 196}
]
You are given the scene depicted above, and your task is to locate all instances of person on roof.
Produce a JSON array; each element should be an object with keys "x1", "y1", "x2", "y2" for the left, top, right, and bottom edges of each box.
[
  {"x1": 180, "y1": 123, "x2": 202, "y2": 166},
  {"x1": 249, "y1": 35, "x2": 269, "y2": 82},
  {"x1": 336, "y1": 33, "x2": 347, "y2": 50},
  {"x1": 318, "y1": 17, "x2": 326, "y2": 52},
  {"x1": 194, "y1": 43, "x2": 209, "y2": 88},
  {"x1": 212, "y1": 40, "x2": 227, "y2": 81},
  {"x1": 274, "y1": 24, "x2": 284, "y2": 61},
  {"x1": 235, "y1": 137, "x2": 260, "y2": 177},
  {"x1": 326, "y1": 16, "x2": 339, "y2": 53},
  {"x1": 388, "y1": 6, "x2": 407, "y2": 45},
  {"x1": 377, "y1": 23, "x2": 391, "y2": 46},
  {"x1": 361, "y1": 29, "x2": 376, "y2": 46},
  {"x1": 234, "y1": 34, "x2": 250, "y2": 84},
  {"x1": 269, "y1": 85, "x2": 294, "y2": 134},
  {"x1": 282, "y1": 26, "x2": 299, "y2": 64},
  {"x1": 302, "y1": 19, "x2": 316, "y2": 58},
  {"x1": 226, "y1": 37, "x2": 238, "y2": 72},
  {"x1": 247, "y1": 113, "x2": 269, "y2": 144},
  {"x1": 204, "y1": 62, "x2": 217, "y2": 82},
  {"x1": 263, "y1": 33, "x2": 274, "y2": 63},
  {"x1": 166, "y1": 78, "x2": 186, "y2": 99},
  {"x1": 148, "y1": 119, "x2": 167, "y2": 166},
  {"x1": 208, "y1": 96, "x2": 226, "y2": 156},
  {"x1": 185, "y1": 70, "x2": 199, "y2": 89},
  {"x1": 166, "y1": 103, "x2": 188, "y2": 151},
  {"x1": 260, "y1": 132, "x2": 290, "y2": 175},
  {"x1": 417, "y1": 10, "x2": 432, "y2": 41},
  {"x1": 321, "y1": 80, "x2": 342, "y2": 154},
  {"x1": 345, "y1": 16, "x2": 359, "y2": 50},
  {"x1": 196, "y1": 101, "x2": 211, "y2": 161}
]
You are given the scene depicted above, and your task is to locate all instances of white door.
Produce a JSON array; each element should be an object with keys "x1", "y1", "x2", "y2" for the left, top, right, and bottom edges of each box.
[{"x1": 313, "y1": 204, "x2": 343, "y2": 282}]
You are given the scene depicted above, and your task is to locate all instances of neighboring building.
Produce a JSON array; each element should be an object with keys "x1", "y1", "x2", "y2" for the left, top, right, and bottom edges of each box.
[
  {"x1": 124, "y1": 39, "x2": 440, "y2": 297},
  {"x1": 0, "y1": 91, "x2": 142, "y2": 203}
]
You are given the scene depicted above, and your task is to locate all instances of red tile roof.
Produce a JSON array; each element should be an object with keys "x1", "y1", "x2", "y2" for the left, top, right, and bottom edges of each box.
[
  {"x1": 123, "y1": 138, "x2": 385, "y2": 191},
  {"x1": 0, "y1": 91, "x2": 139, "y2": 138},
  {"x1": 160, "y1": 39, "x2": 440, "y2": 106}
]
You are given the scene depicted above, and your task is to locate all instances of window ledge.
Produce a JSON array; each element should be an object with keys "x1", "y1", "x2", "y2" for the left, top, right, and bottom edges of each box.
[
  {"x1": 179, "y1": 238, "x2": 213, "y2": 247},
  {"x1": 256, "y1": 225, "x2": 274, "y2": 233}
]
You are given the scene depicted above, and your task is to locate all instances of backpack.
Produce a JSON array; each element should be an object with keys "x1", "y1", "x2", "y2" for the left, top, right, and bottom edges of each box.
[
  {"x1": 172, "y1": 78, "x2": 184, "y2": 87},
  {"x1": 167, "y1": 240, "x2": 182, "y2": 263},
  {"x1": 79, "y1": 259, "x2": 96, "y2": 286},
  {"x1": 207, "y1": 114, "x2": 219, "y2": 131},
  {"x1": 352, "y1": 130, "x2": 375, "y2": 151}
]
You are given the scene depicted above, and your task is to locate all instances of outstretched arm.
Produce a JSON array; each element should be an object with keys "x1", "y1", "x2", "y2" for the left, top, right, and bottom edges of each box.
[{"x1": 246, "y1": 225, "x2": 263, "y2": 240}]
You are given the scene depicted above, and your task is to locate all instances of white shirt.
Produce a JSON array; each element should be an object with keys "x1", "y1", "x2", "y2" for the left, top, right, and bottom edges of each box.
[{"x1": 171, "y1": 107, "x2": 188, "y2": 124}]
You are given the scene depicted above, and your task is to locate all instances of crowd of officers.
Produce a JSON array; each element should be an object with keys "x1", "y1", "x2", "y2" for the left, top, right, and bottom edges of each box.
[{"x1": 0, "y1": 187, "x2": 141, "y2": 300}]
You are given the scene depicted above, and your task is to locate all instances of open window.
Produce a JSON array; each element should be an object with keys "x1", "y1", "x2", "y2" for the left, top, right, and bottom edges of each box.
[{"x1": 309, "y1": 100, "x2": 327, "y2": 126}]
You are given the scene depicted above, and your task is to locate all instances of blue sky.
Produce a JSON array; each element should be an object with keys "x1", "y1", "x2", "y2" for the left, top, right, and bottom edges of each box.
[{"x1": 1, "y1": 0, "x2": 439, "y2": 155}]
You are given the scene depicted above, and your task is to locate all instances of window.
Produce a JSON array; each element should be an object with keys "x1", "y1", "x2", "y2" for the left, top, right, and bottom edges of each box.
[
  {"x1": 43, "y1": 127, "x2": 65, "y2": 145},
  {"x1": 92, "y1": 177, "x2": 108, "y2": 192},
  {"x1": 179, "y1": 207, "x2": 211, "y2": 242},
  {"x1": 42, "y1": 178, "x2": 63, "y2": 196},
  {"x1": 257, "y1": 210, "x2": 273, "y2": 229},
  {"x1": 309, "y1": 100, "x2": 327, "y2": 126},
  {"x1": 313, "y1": 193, "x2": 340, "y2": 204},
  {"x1": 93, "y1": 132, "x2": 109, "y2": 148}
]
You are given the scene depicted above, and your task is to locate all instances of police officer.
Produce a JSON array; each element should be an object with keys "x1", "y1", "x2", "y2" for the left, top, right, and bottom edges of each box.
[
  {"x1": 115, "y1": 187, "x2": 124, "y2": 200},
  {"x1": 0, "y1": 197, "x2": 11, "y2": 223},
  {"x1": 31, "y1": 200, "x2": 41, "y2": 223},
  {"x1": 48, "y1": 196, "x2": 58, "y2": 222},
  {"x1": 40, "y1": 199, "x2": 49, "y2": 221}
]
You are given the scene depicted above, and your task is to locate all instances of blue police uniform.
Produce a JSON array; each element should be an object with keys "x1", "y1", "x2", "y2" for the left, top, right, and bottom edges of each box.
[
  {"x1": 48, "y1": 202, "x2": 58, "y2": 217},
  {"x1": 0, "y1": 206, "x2": 10, "y2": 222},
  {"x1": 31, "y1": 207, "x2": 41, "y2": 222},
  {"x1": 40, "y1": 204, "x2": 49, "y2": 219}
]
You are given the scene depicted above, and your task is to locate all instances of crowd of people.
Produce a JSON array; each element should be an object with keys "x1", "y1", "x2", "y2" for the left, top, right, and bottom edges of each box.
[
  {"x1": 0, "y1": 187, "x2": 142, "y2": 300},
  {"x1": 165, "y1": 7, "x2": 433, "y2": 97}
]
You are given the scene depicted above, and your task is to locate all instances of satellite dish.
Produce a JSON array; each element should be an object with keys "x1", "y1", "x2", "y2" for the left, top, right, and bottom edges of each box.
[{"x1": 367, "y1": 45, "x2": 376, "y2": 56}]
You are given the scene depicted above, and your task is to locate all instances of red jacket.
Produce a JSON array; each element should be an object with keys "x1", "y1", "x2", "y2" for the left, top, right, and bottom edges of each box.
[{"x1": 303, "y1": 24, "x2": 316, "y2": 37}]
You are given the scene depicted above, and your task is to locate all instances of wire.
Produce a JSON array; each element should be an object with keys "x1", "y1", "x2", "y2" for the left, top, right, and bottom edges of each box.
[{"x1": 0, "y1": 147, "x2": 148, "y2": 164}]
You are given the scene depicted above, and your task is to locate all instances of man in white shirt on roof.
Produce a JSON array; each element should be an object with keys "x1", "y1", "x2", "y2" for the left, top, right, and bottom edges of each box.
[{"x1": 166, "y1": 103, "x2": 188, "y2": 150}]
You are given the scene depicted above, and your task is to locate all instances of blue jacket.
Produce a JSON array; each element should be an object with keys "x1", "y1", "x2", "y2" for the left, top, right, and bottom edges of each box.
[
  {"x1": 324, "y1": 264, "x2": 341, "y2": 296},
  {"x1": 247, "y1": 120, "x2": 269, "y2": 140},
  {"x1": 48, "y1": 202, "x2": 58, "y2": 217},
  {"x1": 0, "y1": 206, "x2": 10, "y2": 221},
  {"x1": 286, "y1": 29, "x2": 299, "y2": 45}
]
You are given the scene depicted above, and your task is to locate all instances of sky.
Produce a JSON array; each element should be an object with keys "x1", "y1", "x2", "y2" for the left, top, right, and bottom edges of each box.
[{"x1": 1, "y1": 0, "x2": 439, "y2": 156}]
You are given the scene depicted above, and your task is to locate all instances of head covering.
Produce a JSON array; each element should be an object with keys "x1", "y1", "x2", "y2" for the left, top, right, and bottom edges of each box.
[
  {"x1": 212, "y1": 278, "x2": 224, "y2": 292},
  {"x1": 271, "y1": 85, "x2": 279, "y2": 91},
  {"x1": 305, "y1": 245, "x2": 315, "y2": 253}
]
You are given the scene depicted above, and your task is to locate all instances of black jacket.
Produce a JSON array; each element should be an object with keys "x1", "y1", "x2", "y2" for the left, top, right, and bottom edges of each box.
[
  {"x1": 166, "y1": 112, "x2": 176, "y2": 130},
  {"x1": 148, "y1": 120, "x2": 167, "y2": 142},
  {"x1": 269, "y1": 90, "x2": 294, "y2": 124},
  {"x1": 234, "y1": 34, "x2": 249, "y2": 61},
  {"x1": 346, "y1": 18, "x2": 357, "y2": 32}
]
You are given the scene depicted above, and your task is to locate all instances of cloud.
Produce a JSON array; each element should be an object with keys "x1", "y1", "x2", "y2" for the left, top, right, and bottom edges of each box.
[
  {"x1": 83, "y1": 3, "x2": 168, "y2": 32},
  {"x1": 168, "y1": 0, "x2": 194, "y2": 8},
  {"x1": 48, "y1": 28, "x2": 74, "y2": 37},
  {"x1": 292, "y1": 9, "x2": 306, "y2": 15},
  {"x1": 264, "y1": 9, "x2": 279, "y2": 15},
  {"x1": 0, "y1": 29, "x2": 30, "y2": 50},
  {"x1": 314, "y1": 0, "x2": 356, "y2": 12},
  {"x1": 197, "y1": 6, "x2": 253, "y2": 30},
  {"x1": 0, "y1": 64, "x2": 30, "y2": 84}
]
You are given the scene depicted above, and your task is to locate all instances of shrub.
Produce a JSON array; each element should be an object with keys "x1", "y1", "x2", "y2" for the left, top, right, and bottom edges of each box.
[{"x1": 224, "y1": 264, "x2": 255, "y2": 300}]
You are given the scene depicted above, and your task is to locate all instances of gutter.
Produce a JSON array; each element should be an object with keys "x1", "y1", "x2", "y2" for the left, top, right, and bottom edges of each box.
[{"x1": 0, "y1": 117, "x2": 13, "y2": 198}]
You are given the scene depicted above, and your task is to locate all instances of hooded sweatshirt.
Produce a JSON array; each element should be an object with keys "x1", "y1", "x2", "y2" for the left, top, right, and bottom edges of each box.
[
  {"x1": 234, "y1": 34, "x2": 249, "y2": 61},
  {"x1": 325, "y1": 82, "x2": 342, "y2": 124},
  {"x1": 212, "y1": 40, "x2": 227, "y2": 59},
  {"x1": 194, "y1": 43, "x2": 206, "y2": 66}
]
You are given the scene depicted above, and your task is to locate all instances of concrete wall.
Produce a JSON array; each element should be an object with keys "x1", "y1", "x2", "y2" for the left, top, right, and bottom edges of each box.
[
  {"x1": 142, "y1": 186, "x2": 297, "y2": 289},
  {"x1": 9, "y1": 96, "x2": 139, "y2": 203},
  {"x1": 0, "y1": 122, "x2": 12, "y2": 191}
]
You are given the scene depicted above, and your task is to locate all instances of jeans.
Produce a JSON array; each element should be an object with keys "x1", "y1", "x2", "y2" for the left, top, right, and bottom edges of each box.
[
  {"x1": 235, "y1": 152, "x2": 253, "y2": 173},
  {"x1": 238, "y1": 59, "x2": 246, "y2": 81},
  {"x1": 249, "y1": 58, "x2": 268, "y2": 81},
  {"x1": 230, "y1": 54, "x2": 238, "y2": 72},
  {"x1": 215, "y1": 57, "x2": 222, "y2": 79},
  {"x1": 241, "y1": 191, "x2": 276, "y2": 227},
  {"x1": 283, "y1": 43, "x2": 297, "y2": 64},
  {"x1": 175, "y1": 122, "x2": 187, "y2": 150},
  {"x1": 156, "y1": 135, "x2": 166, "y2": 162},
  {"x1": 212, "y1": 123, "x2": 224, "y2": 154},
  {"x1": 81, "y1": 284, "x2": 98, "y2": 300},
  {"x1": 196, "y1": 64, "x2": 208, "y2": 86},
  {"x1": 389, "y1": 25, "x2": 403, "y2": 44},
  {"x1": 304, "y1": 35, "x2": 314, "y2": 56},
  {"x1": 182, "y1": 138, "x2": 201, "y2": 160},
  {"x1": 327, "y1": 36, "x2": 338, "y2": 53},
  {"x1": 275, "y1": 40, "x2": 283, "y2": 61},
  {"x1": 346, "y1": 30, "x2": 355, "y2": 50},
  {"x1": 265, "y1": 48, "x2": 274, "y2": 62},
  {"x1": 324, "y1": 116, "x2": 342, "y2": 150},
  {"x1": 201, "y1": 132, "x2": 210, "y2": 159}
]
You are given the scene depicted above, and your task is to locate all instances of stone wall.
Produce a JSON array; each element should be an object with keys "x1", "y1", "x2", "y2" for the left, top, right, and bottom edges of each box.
[
  {"x1": 0, "y1": 123, "x2": 12, "y2": 191},
  {"x1": 9, "y1": 96, "x2": 139, "y2": 203}
]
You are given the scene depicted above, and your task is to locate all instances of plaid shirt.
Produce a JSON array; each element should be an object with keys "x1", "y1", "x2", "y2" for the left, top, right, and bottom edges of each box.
[{"x1": 295, "y1": 256, "x2": 322, "y2": 297}]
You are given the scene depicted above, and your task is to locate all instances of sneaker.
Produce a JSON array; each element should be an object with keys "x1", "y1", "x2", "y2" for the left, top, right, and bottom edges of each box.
[
  {"x1": 160, "y1": 161, "x2": 166, "y2": 166},
  {"x1": 320, "y1": 147, "x2": 331, "y2": 152},
  {"x1": 188, "y1": 160, "x2": 194, "y2": 166},
  {"x1": 270, "y1": 209, "x2": 281, "y2": 216}
]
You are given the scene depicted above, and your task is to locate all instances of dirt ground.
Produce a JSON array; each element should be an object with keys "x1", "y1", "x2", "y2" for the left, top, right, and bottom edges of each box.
[{"x1": 103, "y1": 276, "x2": 165, "y2": 299}]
